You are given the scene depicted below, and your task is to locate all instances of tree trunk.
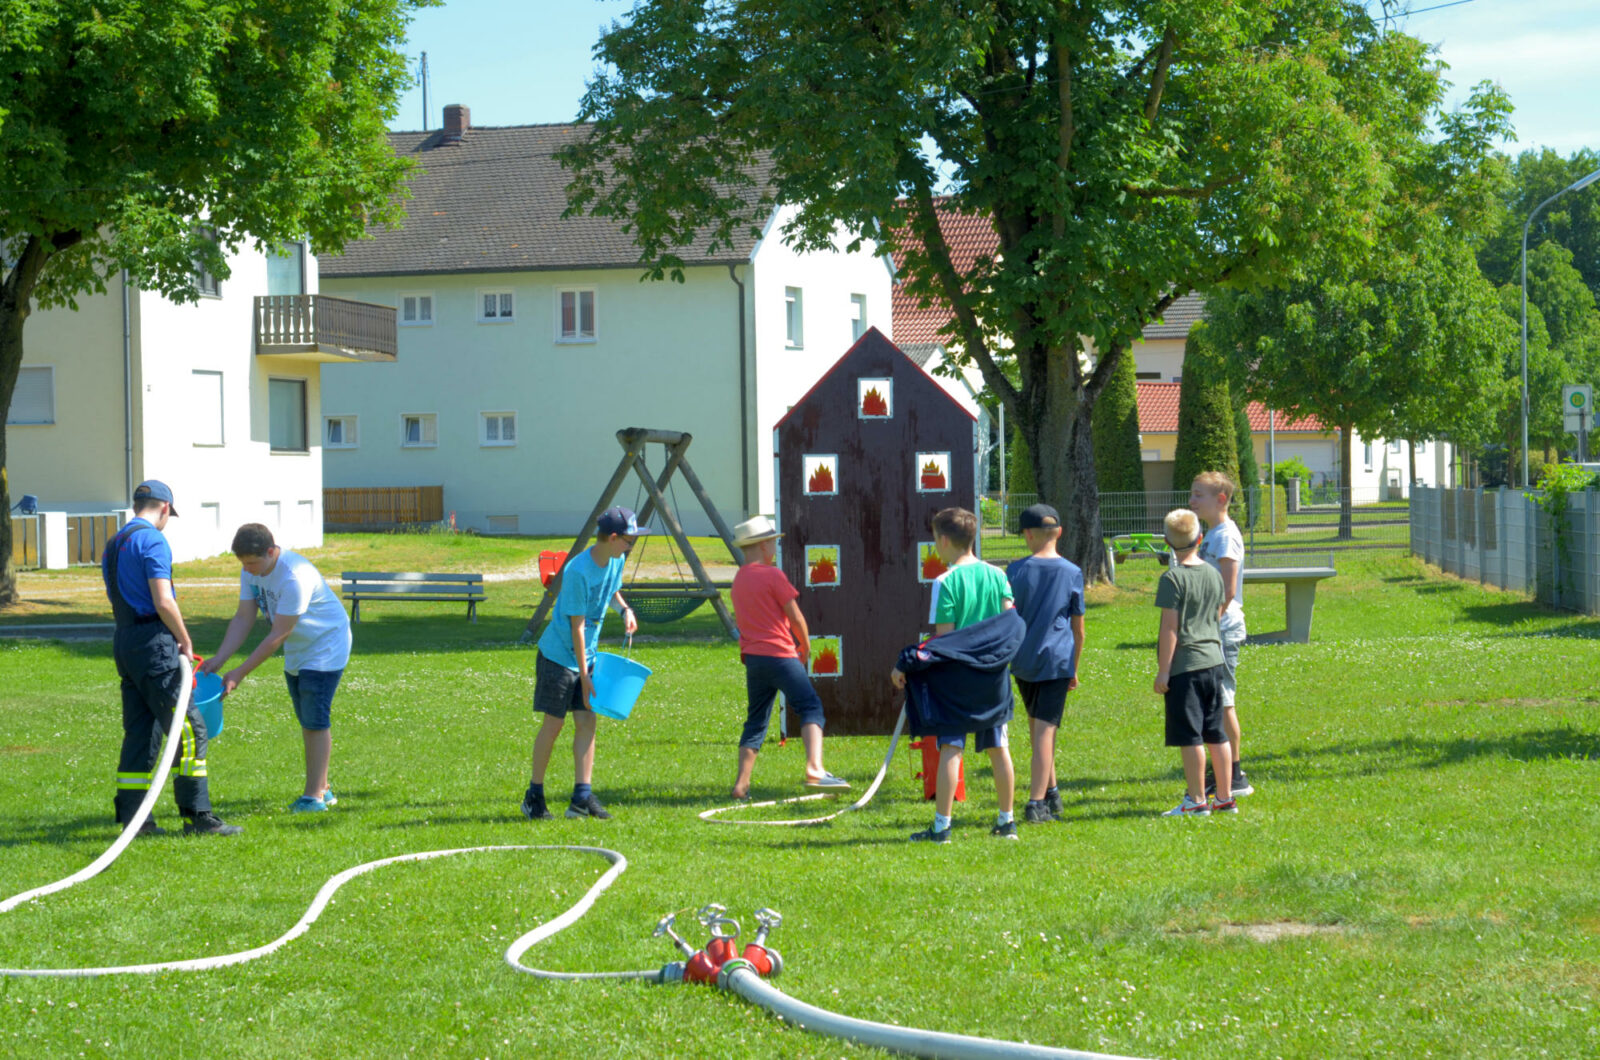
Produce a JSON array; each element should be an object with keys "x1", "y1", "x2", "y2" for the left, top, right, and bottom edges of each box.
[
  {"x1": 1408, "y1": 440, "x2": 1417, "y2": 493},
  {"x1": 1338, "y1": 424, "x2": 1354, "y2": 540},
  {"x1": 1018, "y1": 347, "x2": 1107, "y2": 583},
  {"x1": 0, "y1": 281, "x2": 29, "y2": 606}
]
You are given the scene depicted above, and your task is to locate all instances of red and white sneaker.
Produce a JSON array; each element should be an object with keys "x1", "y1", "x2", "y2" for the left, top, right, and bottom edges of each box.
[
  {"x1": 1161, "y1": 794, "x2": 1211, "y2": 817},
  {"x1": 1210, "y1": 797, "x2": 1238, "y2": 814}
]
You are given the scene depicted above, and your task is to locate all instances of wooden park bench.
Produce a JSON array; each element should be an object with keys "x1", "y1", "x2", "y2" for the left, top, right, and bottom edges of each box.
[
  {"x1": 341, "y1": 571, "x2": 486, "y2": 623},
  {"x1": 1240, "y1": 566, "x2": 1337, "y2": 644}
]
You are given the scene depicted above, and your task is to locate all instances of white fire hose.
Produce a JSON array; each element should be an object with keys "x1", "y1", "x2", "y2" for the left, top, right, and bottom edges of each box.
[{"x1": 0, "y1": 668, "x2": 1149, "y2": 1059}]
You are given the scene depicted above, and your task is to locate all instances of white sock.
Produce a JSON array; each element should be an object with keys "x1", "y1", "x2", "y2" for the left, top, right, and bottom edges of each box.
[
  {"x1": 996, "y1": 810, "x2": 1014, "y2": 826},
  {"x1": 933, "y1": 813, "x2": 952, "y2": 832}
]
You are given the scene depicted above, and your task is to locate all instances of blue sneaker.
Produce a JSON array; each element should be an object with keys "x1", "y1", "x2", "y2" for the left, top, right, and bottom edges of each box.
[
  {"x1": 290, "y1": 795, "x2": 328, "y2": 814},
  {"x1": 321, "y1": 788, "x2": 337, "y2": 807}
]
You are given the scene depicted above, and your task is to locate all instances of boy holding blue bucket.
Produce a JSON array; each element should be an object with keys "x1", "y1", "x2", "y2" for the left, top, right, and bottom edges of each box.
[
  {"x1": 727, "y1": 515, "x2": 847, "y2": 800},
  {"x1": 203, "y1": 524, "x2": 351, "y2": 814},
  {"x1": 522, "y1": 507, "x2": 642, "y2": 822}
]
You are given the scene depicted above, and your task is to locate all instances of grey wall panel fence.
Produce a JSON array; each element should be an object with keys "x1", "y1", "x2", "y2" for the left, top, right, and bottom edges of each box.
[{"x1": 1411, "y1": 485, "x2": 1599, "y2": 612}]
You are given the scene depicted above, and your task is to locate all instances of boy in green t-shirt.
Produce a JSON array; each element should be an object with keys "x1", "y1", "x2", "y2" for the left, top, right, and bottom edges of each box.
[
  {"x1": 1153, "y1": 508, "x2": 1234, "y2": 817},
  {"x1": 891, "y1": 506, "x2": 1017, "y2": 841}
]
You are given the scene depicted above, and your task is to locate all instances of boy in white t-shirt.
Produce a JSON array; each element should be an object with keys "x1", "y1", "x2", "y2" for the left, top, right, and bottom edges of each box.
[
  {"x1": 202, "y1": 523, "x2": 353, "y2": 813},
  {"x1": 1187, "y1": 472, "x2": 1253, "y2": 797}
]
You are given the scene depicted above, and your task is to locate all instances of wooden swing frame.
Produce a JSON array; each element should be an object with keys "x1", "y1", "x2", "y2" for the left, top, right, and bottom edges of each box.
[{"x1": 519, "y1": 428, "x2": 742, "y2": 643}]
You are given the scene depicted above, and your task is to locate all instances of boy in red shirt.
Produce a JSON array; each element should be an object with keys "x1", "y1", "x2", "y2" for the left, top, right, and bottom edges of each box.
[{"x1": 728, "y1": 515, "x2": 849, "y2": 799}]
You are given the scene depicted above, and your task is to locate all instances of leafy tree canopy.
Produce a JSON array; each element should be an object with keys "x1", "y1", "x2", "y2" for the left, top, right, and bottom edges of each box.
[{"x1": 564, "y1": 0, "x2": 1452, "y2": 578}]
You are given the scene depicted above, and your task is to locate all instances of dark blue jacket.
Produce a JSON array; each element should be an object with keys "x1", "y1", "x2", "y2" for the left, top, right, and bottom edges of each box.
[{"x1": 897, "y1": 609, "x2": 1025, "y2": 737}]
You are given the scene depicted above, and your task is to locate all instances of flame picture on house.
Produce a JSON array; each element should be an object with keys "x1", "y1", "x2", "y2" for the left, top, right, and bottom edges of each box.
[
  {"x1": 918, "y1": 542, "x2": 948, "y2": 583},
  {"x1": 805, "y1": 545, "x2": 841, "y2": 588},
  {"x1": 915, "y1": 451, "x2": 950, "y2": 492},
  {"x1": 809, "y1": 636, "x2": 842, "y2": 677},
  {"x1": 857, "y1": 377, "x2": 893, "y2": 419},
  {"x1": 803, "y1": 454, "x2": 838, "y2": 496}
]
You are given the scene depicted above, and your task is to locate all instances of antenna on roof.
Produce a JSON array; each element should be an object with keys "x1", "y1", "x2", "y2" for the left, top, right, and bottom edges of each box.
[{"x1": 420, "y1": 51, "x2": 430, "y2": 131}]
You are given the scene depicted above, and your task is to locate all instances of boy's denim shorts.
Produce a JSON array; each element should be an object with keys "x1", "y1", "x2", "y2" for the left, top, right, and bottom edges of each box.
[
  {"x1": 285, "y1": 668, "x2": 343, "y2": 731},
  {"x1": 741, "y1": 654, "x2": 824, "y2": 751},
  {"x1": 1219, "y1": 623, "x2": 1247, "y2": 708},
  {"x1": 937, "y1": 724, "x2": 1007, "y2": 752},
  {"x1": 533, "y1": 652, "x2": 590, "y2": 718}
]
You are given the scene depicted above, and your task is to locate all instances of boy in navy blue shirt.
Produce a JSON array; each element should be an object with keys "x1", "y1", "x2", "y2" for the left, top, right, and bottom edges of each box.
[
  {"x1": 1005, "y1": 504, "x2": 1085, "y2": 824},
  {"x1": 521, "y1": 507, "x2": 642, "y2": 821}
]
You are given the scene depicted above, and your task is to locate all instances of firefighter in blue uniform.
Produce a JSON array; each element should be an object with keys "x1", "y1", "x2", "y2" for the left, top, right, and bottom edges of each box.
[{"x1": 101, "y1": 480, "x2": 240, "y2": 837}]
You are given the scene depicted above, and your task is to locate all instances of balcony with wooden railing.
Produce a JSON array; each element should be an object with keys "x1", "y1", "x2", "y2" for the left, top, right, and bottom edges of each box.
[{"x1": 254, "y1": 295, "x2": 398, "y2": 363}]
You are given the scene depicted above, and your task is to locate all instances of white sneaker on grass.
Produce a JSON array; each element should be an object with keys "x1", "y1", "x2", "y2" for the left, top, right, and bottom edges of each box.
[{"x1": 1161, "y1": 794, "x2": 1210, "y2": 818}]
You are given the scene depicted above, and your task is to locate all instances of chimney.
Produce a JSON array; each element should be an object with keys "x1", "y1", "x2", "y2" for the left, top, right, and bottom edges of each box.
[{"x1": 442, "y1": 103, "x2": 470, "y2": 143}]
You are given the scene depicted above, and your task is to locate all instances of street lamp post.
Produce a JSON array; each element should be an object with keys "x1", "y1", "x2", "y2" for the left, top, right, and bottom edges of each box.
[{"x1": 1522, "y1": 166, "x2": 1600, "y2": 487}]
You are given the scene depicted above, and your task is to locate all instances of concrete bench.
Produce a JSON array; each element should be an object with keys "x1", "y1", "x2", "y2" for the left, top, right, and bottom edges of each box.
[
  {"x1": 1241, "y1": 566, "x2": 1336, "y2": 644},
  {"x1": 341, "y1": 571, "x2": 485, "y2": 623}
]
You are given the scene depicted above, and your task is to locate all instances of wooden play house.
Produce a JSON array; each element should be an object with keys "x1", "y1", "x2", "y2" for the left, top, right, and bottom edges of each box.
[{"x1": 774, "y1": 328, "x2": 979, "y2": 735}]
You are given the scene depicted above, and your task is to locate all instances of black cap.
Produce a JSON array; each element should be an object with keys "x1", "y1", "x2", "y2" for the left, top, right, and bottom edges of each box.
[
  {"x1": 596, "y1": 506, "x2": 649, "y2": 536},
  {"x1": 132, "y1": 479, "x2": 178, "y2": 516},
  {"x1": 1018, "y1": 503, "x2": 1060, "y2": 530}
]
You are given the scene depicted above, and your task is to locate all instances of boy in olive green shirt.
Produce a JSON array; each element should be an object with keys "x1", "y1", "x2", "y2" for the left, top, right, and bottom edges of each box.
[{"x1": 1153, "y1": 508, "x2": 1234, "y2": 817}]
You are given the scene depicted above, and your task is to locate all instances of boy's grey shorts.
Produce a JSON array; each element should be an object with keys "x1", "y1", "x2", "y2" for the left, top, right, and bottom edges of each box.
[{"x1": 1219, "y1": 625, "x2": 1246, "y2": 708}]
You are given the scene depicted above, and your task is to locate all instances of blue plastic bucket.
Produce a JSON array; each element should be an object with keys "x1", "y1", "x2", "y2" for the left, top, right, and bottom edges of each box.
[
  {"x1": 192, "y1": 672, "x2": 225, "y2": 739},
  {"x1": 589, "y1": 652, "x2": 651, "y2": 720}
]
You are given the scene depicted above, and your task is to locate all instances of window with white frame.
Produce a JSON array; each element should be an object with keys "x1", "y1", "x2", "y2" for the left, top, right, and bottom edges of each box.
[
  {"x1": 400, "y1": 292, "x2": 434, "y2": 326},
  {"x1": 850, "y1": 293, "x2": 867, "y2": 341},
  {"x1": 478, "y1": 289, "x2": 514, "y2": 322},
  {"x1": 785, "y1": 287, "x2": 803, "y2": 348},
  {"x1": 557, "y1": 288, "x2": 596, "y2": 342},
  {"x1": 192, "y1": 370, "x2": 224, "y2": 446},
  {"x1": 481, "y1": 411, "x2": 517, "y2": 447},
  {"x1": 192, "y1": 230, "x2": 222, "y2": 298},
  {"x1": 1363, "y1": 442, "x2": 1373, "y2": 469},
  {"x1": 401, "y1": 413, "x2": 438, "y2": 447},
  {"x1": 325, "y1": 415, "x2": 358, "y2": 449},
  {"x1": 268, "y1": 378, "x2": 308, "y2": 452},
  {"x1": 1389, "y1": 439, "x2": 1403, "y2": 453},
  {"x1": 266, "y1": 242, "x2": 306, "y2": 296},
  {"x1": 7, "y1": 366, "x2": 55, "y2": 425}
]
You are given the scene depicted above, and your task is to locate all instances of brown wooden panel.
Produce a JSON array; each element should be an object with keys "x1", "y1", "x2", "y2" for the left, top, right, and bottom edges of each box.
[{"x1": 774, "y1": 328, "x2": 977, "y2": 735}]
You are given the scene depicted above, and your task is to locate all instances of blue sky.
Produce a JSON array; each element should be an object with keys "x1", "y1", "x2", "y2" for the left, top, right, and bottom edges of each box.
[{"x1": 391, "y1": 0, "x2": 1598, "y2": 156}]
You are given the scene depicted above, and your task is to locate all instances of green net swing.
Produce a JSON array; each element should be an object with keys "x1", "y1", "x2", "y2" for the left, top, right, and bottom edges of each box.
[{"x1": 622, "y1": 457, "x2": 708, "y2": 624}]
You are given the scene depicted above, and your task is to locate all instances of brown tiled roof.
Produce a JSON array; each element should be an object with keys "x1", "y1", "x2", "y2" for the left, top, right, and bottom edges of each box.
[
  {"x1": 1137, "y1": 381, "x2": 1326, "y2": 434},
  {"x1": 885, "y1": 200, "x2": 1209, "y2": 344},
  {"x1": 322, "y1": 123, "x2": 775, "y2": 278}
]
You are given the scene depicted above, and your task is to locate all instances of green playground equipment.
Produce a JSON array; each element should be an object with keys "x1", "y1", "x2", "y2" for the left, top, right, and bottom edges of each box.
[{"x1": 1104, "y1": 532, "x2": 1171, "y2": 584}]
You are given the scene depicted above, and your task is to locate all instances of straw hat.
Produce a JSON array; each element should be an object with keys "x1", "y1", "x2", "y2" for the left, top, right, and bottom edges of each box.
[{"x1": 732, "y1": 515, "x2": 783, "y2": 547}]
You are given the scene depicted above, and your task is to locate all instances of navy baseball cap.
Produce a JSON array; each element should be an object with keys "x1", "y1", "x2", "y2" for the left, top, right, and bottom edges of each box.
[
  {"x1": 132, "y1": 479, "x2": 178, "y2": 516},
  {"x1": 1018, "y1": 503, "x2": 1060, "y2": 530},
  {"x1": 596, "y1": 506, "x2": 649, "y2": 537}
]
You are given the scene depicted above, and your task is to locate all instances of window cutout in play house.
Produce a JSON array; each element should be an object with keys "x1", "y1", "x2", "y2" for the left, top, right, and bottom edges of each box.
[
  {"x1": 805, "y1": 545, "x2": 841, "y2": 588},
  {"x1": 803, "y1": 454, "x2": 838, "y2": 495},
  {"x1": 858, "y1": 378, "x2": 892, "y2": 419},
  {"x1": 918, "y1": 542, "x2": 949, "y2": 584},
  {"x1": 809, "y1": 636, "x2": 842, "y2": 677},
  {"x1": 916, "y1": 452, "x2": 951, "y2": 492}
]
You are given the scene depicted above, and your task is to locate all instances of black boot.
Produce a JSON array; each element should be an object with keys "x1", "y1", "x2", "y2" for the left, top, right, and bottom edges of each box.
[{"x1": 182, "y1": 811, "x2": 242, "y2": 836}]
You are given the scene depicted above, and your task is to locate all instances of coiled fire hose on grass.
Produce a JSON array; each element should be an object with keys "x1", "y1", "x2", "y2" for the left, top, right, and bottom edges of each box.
[
  {"x1": 0, "y1": 671, "x2": 1143, "y2": 1059},
  {"x1": 698, "y1": 706, "x2": 909, "y2": 826}
]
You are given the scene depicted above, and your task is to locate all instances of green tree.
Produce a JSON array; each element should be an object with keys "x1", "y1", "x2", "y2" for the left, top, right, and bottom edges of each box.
[
  {"x1": 1479, "y1": 149, "x2": 1600, "y2": 300},
  {"x1": 1092, "y1": 345, "x2": 1144, "y2": 495},
  {"x1": 1172, "y1": 322, "x2": 1239, "y2": 497},
  {"x1": 562, "y1": 1, "x2": 1448, "y2": 579},
  {"x1": 1233, "y1": 399, "x2": 1260, "y2": 520},
  {"x1": 0, "y1": 0, "x2": 425, "y2": 605},
  {"x1": 1007, "y1": 425, "x2": 1037, "y2": 496}
]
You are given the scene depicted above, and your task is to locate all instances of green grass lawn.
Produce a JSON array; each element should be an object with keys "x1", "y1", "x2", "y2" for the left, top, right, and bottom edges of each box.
[{"x1": 2, "y1": 541, "x2": 1599, "y2": 1058}]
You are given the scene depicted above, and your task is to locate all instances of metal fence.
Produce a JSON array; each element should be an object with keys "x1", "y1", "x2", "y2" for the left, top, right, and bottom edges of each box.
[{"x1": 1411, "y1": 485, "x2": 1598, "y2": 612}]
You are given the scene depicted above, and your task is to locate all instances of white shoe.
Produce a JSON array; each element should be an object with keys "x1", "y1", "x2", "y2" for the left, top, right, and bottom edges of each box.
[{"x1": 1162, "y1": 794, "x2": 1211, "y2": 817}]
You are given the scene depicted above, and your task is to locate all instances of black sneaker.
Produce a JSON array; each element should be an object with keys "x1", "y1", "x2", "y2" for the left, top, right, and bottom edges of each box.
[
  {"x1": 990, "y1": 820, "x2": 1020, "y2": 840},
  {"x1": 1232, "y1": 771, "x2": 1254, "y2": 797},
  {"x1": 565, "y1": 793, "x2": 612, "y2": 820},
  {"x1": 121, "y1": 817, "x2": 166, "y2": 837},
  {"x1": 1044, "y1": 790, "x2": 1064, "y2": 817},
  {"x1": 521, "y1": 790, "x2": 554, "y2": 820},
  {"x1": 182, "y1": 811, "x2": 242, "y2": 837},
  {"x1": 909, "y1": 825, "x2": 952, "y2": 843},
  {"x1": 1024, "y1": 800, "x2": 1054, "y2": 824}
]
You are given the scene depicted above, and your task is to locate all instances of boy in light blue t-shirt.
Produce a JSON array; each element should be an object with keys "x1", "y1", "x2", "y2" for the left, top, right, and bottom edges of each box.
[{"x1": 522, "y1": 507, "x2": 643, "y2": 821}]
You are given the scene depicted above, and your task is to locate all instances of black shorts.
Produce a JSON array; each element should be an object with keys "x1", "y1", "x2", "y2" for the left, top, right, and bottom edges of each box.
[
  {"x1": 533, "y1": 652, "x2": 591, "y2": 719},
  {"x1": 1015, "y1": 676, "x2": 1072, "y2": 726},
  {"x1": 1164, "y1": 665, "x2": 1227, "y2": 747}
]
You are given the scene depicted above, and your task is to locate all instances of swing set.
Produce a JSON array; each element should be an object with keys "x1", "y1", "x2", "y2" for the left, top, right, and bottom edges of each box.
[{"x1": 520, "y1": 428, "x2": 743, "y2": 643}]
